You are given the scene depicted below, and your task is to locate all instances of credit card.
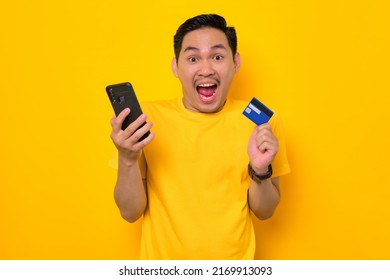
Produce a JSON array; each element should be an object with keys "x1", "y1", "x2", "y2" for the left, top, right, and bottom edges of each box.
[{"x1": 242, "y1": 97, "x2": 274, "y2": 125}]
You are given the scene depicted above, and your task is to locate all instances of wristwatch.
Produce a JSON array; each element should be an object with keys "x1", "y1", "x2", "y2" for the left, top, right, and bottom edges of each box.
[{"x1": 248, "y1": 163, "x2": 273, "y2": 184}]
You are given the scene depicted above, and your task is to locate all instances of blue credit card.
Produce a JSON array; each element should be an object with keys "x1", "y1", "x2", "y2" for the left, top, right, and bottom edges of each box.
[{"x1": 242, "y1": 97, "x2": 274, "y2": 125}]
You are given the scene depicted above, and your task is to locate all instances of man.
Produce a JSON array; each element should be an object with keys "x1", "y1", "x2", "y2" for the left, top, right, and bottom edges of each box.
[{"x1": 110, "y1": 14, "x2": 290, "y2": 259}]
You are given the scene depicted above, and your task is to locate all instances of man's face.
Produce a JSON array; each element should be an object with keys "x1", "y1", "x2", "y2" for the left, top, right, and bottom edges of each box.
[{"x1": 172, "y1": 27, "x2": 240, "y2": 113}]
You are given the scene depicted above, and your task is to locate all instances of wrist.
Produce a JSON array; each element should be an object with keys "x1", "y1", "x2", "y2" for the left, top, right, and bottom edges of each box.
[
  {"x1": 118, "y1": 152, "x2": 139, "y2": 168},
  {"x1": 251, "y1": 165, "x2": 269, "y2": 175},
  {"x1": 248, "y1": 163, "x2": 273, "y2": 184}
]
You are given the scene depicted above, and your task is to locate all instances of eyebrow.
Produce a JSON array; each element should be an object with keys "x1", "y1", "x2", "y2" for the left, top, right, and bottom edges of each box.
[{"x1": 183, "y1": 44, "x2": 227, "y2": 53}]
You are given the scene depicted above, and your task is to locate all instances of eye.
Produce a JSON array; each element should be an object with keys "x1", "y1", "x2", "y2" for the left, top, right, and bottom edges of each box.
[
  {"x1": 188, "y1": 56, "x2": 198, "y2": 63},
  {"x1": 214, "y1": 55, "x2": 223, "y2": 61}
]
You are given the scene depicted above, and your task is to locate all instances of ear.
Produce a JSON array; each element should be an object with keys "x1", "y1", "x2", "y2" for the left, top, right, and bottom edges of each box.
[
  {"x1": 233, "y1": 52, "x2": 241, "y2": 73},
  {"x1": 171, "y1": 57, "x2": 178, "y2": 77}
]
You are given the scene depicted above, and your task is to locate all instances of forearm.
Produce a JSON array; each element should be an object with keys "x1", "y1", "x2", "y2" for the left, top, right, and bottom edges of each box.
[
  {"x1": 248, "y1": 177, "x2": 280, "y2": 220},
  {"x1": 114, "y1": 155, "x2": 147, "y2": 223}
]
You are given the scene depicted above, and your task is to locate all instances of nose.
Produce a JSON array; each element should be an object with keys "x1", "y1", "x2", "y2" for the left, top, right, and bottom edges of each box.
[{"x1": 198, "y1": 59, "x2": 215, "y2": 76}]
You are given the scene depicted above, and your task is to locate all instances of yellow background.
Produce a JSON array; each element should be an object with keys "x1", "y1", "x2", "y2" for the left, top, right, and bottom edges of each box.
[{"x1": 1, "y1": 0, "x2": 389, "y2": 259}]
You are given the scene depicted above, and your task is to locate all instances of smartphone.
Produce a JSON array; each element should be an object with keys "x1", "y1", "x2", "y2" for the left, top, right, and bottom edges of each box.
[{"x1": 106, "y1": 82, "x2": 150, "y2": 142}]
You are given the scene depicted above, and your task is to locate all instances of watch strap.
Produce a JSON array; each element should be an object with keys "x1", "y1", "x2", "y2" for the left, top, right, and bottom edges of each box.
[{"x1": 248, "y1": 163, "x2": 273, "y2": 183}]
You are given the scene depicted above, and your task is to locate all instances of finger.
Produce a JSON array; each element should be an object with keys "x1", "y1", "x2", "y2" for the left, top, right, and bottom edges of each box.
[
  {"x1": 122, "y1": 113, "x2": 148, "y2": 138},
  {"x1": 255, "y1": 123, "x2": 275, "y2": 140},
  {"x1": 257, "y1": 141, "x2": 270, "y2": 153},
  {"x1": 111, "y1": 122, "x2": 153, "y2": 153},
  {"x1": 254, "y1": 123, "x2": 271, "y2": 137},
  {"x1": 257, "y1": 122, "x2": 271, "y2": 131},
  {"x1": 255, "y1": 126, "x2": 277, "y2": 146},
  {"x1": 132, "y1": 130, "x2": 155, "y2": 150},
  {"x1": 129, "y1": 121, "x2": 153, "y2": 143},
  {"x1": 111, "y1": 108, "x2": 131, "y2": 132},
  {"x1": 257, "y1": 136, "x2": 278, "y2": 153},
  {"x1": 256, "y1": 131, "x2": 273, "y2": 145},
  {"x1": 257, "y1": 135, "x2": 278, "y2": 150}
]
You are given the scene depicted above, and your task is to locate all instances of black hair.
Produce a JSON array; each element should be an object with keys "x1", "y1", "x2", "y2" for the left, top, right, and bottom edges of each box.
[{"x1": 173, "y1": 14, "x2": 237, "y2": 60}]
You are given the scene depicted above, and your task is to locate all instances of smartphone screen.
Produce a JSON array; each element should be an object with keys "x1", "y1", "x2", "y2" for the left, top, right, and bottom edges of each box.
[{"x1": 106, "y1": 82, "x2": 150, "y2": 141}]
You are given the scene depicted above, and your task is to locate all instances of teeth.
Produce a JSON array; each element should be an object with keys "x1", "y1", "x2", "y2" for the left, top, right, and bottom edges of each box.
[{"x1": 198, "y1": 83, "x2": 215, "y2": 87}]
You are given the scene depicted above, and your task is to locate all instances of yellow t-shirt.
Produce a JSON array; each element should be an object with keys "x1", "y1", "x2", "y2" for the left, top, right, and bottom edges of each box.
[{"x1": 136, "y1": 98, "x2": 290, "y2": 259}]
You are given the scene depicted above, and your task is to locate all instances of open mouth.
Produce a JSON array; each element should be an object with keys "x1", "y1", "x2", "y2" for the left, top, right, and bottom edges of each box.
[{"x1": 196, "y1": 83, "x2": 218, "y2": 103}]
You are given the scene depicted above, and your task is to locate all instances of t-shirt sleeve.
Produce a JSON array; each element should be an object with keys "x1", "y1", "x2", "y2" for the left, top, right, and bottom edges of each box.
[{"x1": 270, "y1": 113, "x2": 291, "y2": 178}]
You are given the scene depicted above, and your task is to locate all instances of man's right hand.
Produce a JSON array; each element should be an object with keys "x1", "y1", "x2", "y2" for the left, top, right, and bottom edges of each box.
[{"x1": 110, "y1": 108, "x2": 155, "y2": 165}]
